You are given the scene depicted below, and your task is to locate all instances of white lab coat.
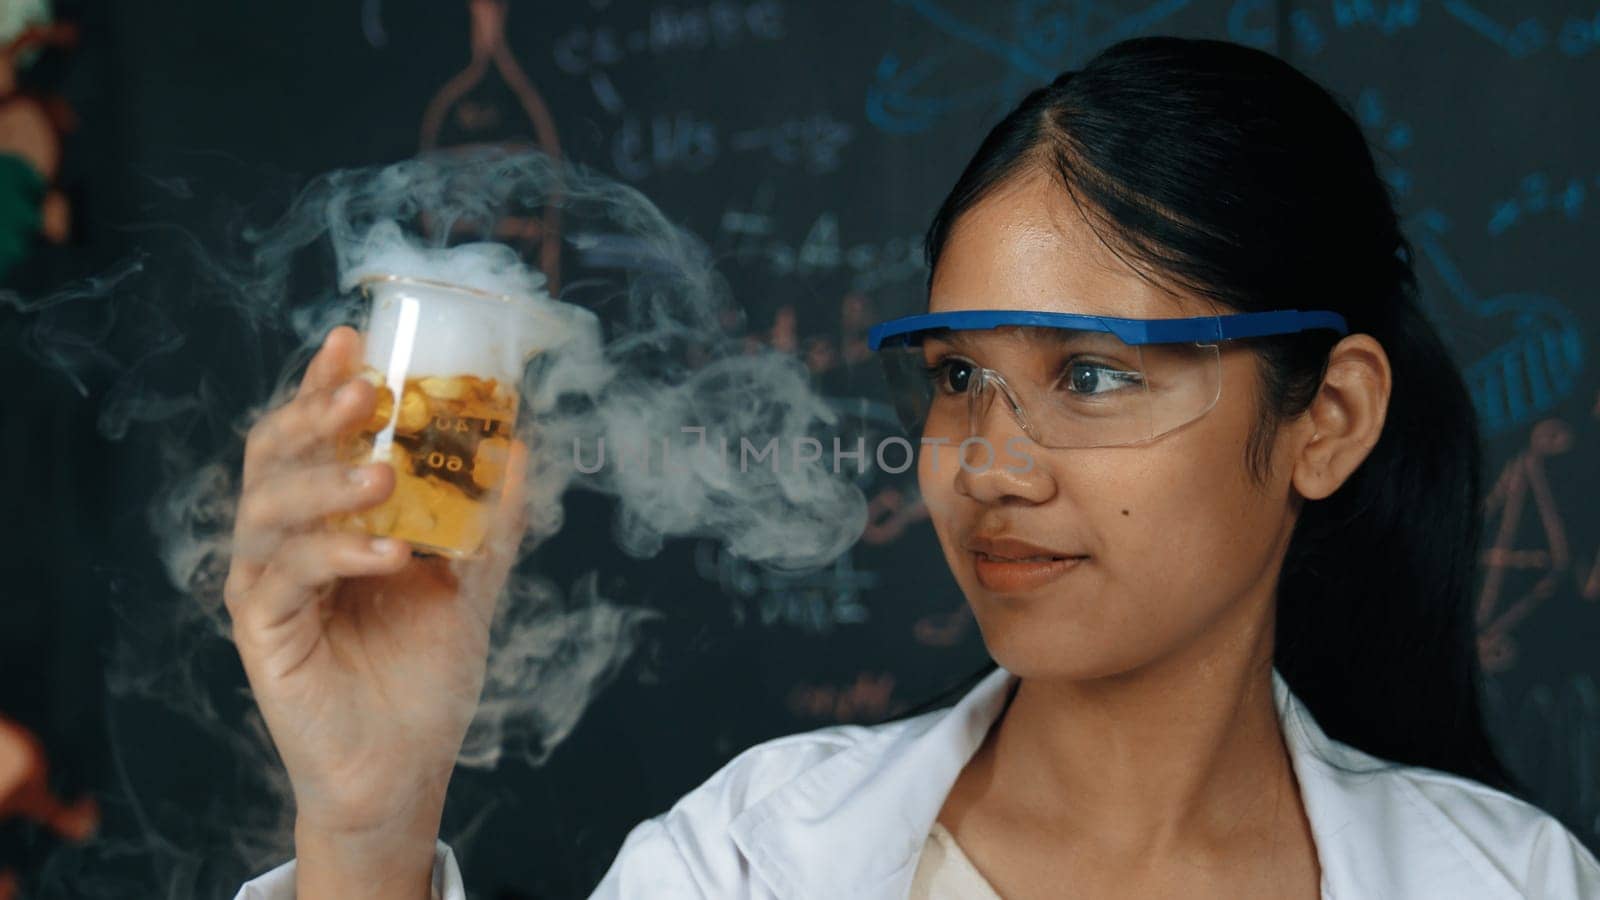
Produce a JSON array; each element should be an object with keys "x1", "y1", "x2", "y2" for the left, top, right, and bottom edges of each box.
[{"x1": 236, "y1": 665, "x2": 1600, "y2": 899}]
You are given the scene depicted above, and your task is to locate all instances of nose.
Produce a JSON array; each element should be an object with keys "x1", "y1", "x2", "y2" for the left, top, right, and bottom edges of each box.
[{"x1": 951, "y1": 373, "x2": 1056, "y2": 505}]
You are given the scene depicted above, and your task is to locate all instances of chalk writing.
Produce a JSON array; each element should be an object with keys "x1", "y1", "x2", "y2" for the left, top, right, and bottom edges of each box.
[
  {"x1": 788, "y1": 671, "x2": 899, "y2": 722},
  {"x1": 862, "y1": 485, "x2": 930, "y2": 546},
  {"x1": 866, "y1": 0, "x2": 1191, "y2": 133},
  {"x1": 612, "y1": 111, "x2": 718, "y2": 178},
  {"x1": 611, "y1": 111, "x2": 854, "y2": 179},
  {"x1": 719, "y1": 197, "x2": 925, "y2": 291},
  {"x1": 914, "y1": 602, "x2": 975, "y2": 647},
  {"x1": 727, "y1": 115, "x2": 855, "y2": 174},
  {"x1": 554, "y1": 1, "x2": 785, "y2": 112},
  {"x1": 696, "y1": 540, "x2": 875, "y2": 632}
]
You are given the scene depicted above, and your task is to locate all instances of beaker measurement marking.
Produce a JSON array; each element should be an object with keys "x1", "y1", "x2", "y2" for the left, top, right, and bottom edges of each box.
[
  {"x1": 425, "y1": 452, "x2": 468, "y2": 473},
  {"x1": 430, "y1": 415, "x2": 511, "y2": 435}
]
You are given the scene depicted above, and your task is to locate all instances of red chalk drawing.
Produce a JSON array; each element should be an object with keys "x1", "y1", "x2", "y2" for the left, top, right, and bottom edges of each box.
[
  {"x1": 788, "y1": 671, "x2": 897, "y2": 722},
  {"x1": 1477, "y1": 419, "x2": 1575, "y2": 671},
  {"x1": 420, "y1": 0, "x2": 564, "y2": 291}
]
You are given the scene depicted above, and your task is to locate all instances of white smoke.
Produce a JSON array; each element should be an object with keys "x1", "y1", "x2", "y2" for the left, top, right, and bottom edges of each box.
[{"x1": 13, "y1": 146, "x2": 872, "y2": 896}]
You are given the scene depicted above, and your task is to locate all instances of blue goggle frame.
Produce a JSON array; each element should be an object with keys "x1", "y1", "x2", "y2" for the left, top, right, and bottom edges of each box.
[{"x1": 867, "y1": 309, "x2": 1350, "y2": 349}]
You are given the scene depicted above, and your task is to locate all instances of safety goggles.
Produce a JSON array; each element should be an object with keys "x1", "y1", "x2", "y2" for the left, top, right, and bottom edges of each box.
[{"x1": 868, "y1": 309, "x2": 1349, "y2": 449}]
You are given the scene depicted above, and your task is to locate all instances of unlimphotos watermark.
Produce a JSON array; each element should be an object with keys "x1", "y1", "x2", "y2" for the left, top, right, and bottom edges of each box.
[{"x1": 568, "y1": 427, "x2": 1035, "y2": 476}]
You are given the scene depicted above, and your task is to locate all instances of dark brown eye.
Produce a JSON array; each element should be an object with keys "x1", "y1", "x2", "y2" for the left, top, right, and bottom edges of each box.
[
  {"x1": 1061, "y1": 360, "x2": 1144, "y2": 396},
  {"x1": 922, "y1": 358, "x2": 976, "y2": 395},
  {"x1": 944, "y1": 360, "x2": 974, "y2": 393},
  {"x1": 1067, "y1": 362, "x2": 1102, "y2": 394}
]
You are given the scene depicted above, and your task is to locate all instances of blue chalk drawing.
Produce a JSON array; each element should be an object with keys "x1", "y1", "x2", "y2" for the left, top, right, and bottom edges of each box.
[
  {"x1": 1355, "y1": 89, "x2": 1412, "y2": 151},
  {"x1": 1558, "y1": 12, "x2": 1600, "y2": 57},
  {"x1": 1291, "y1": 9, "x2": 1327, "y2": 54},
  {"x1": 696, "y1": 539, "x2": 877, "y2": 632},
  {"x1": 1439, "y1": 0, "x2": 1547, "y2": 58},
  {"x1": 1412, "y1": 209, "x2": 1584, "y2": 435},
  {"x1": 1331, "y1": 0, "x2": 1421, "y2": 36},
  {"x1": 866, "y1": 0, "x2": 1191, "y2": 134},
  {"x1": 1228, "y1": 1, "x2": 1328, "y2": 58},
  {"x1": 1303, "y1": 0, "x2": 1600, "y2": 59},
  {"x1": 1353, "y1": 88, "x2": 1414, "y2": 198},
  {"x1": 1226, "y1": 0, "x2": 1274, "y2": 49},
  {"x1": 1488, "y1": 172, "x2": 1595, "y2": 237}
]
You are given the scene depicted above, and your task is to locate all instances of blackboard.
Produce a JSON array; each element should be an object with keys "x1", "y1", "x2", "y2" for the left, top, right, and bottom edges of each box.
[{"x1": 2, "y1": 1, "x2": 1598, "y2": 896}]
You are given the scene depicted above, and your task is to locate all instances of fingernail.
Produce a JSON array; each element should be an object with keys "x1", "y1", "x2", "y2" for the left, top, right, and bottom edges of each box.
[
  {"x1": 370, "y1": 537, "x2": 398, "y2": 555},
  {"x1": 347, "y1": 465, "x2": 376, "y2": 487}
]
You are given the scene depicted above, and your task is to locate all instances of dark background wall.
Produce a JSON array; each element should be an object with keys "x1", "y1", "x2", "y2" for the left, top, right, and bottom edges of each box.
[{"x1": 2, "y1": 0, "x2": 1598, "y2": 897}]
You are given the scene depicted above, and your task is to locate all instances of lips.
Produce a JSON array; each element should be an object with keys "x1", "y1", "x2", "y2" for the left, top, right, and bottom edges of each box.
[
  {"x1": 965, "y1": 535, "x2": 1086, "y2": 561},
  {"x1": 970, "y1": 554, "x2": 1087, "y2": 592},
  {"x1": 965, "y1": 535, "x2": 1089, "y2": 593}
]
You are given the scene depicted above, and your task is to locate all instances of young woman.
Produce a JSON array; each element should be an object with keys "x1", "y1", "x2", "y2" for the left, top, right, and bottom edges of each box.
[{"x1": 232, "y1": 37, "x2": 1600, "y2": 899}]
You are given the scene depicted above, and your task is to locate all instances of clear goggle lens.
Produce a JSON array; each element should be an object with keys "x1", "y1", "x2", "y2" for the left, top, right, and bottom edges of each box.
[{"x1": 877, "y1": 325, "x2": 1222, "y2": 449}]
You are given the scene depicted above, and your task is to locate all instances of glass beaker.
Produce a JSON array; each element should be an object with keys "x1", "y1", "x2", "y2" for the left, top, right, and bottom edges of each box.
[{"x1": 328, "y1": 274, "x2": 542, "y2": 559}]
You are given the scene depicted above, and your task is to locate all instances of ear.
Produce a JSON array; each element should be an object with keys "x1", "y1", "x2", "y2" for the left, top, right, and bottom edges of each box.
[{"x1": 1291, "y1": 334, "x2": 1392, "y2": 501}]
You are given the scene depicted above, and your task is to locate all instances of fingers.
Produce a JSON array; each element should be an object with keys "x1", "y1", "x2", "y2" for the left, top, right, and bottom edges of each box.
[
  {"x1": 238, "y1": 531, "x2": 411, "y2": 634},
  {"x1": 243, "y1": 372, "x2": 378, "y2": 492},
  {"x1": 232, "y1": 458, "x2": 397, "y2": 565},
  {"x1": 243, "y1": 326, "x2": 369, "y2": 491},
  {"x1": 231, "y1": 326, "x2": 374, "y2": 600},
  {"x1": 296, "y1": 326, "x2": 364, "y2": 401},
  {"x1": 225, "y1": 326, "x2": 397, "y2": 637}
]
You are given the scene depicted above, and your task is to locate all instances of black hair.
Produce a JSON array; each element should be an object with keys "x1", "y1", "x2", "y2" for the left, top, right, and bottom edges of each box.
[{"x1": 882, "y1": 36, "x2": 1519, "y2": 797}]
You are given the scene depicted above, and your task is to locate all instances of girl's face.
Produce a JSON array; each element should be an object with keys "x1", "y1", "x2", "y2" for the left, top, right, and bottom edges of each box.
[{"x1": 919, "y1": 172, "x2": 1307, "y2": 681}]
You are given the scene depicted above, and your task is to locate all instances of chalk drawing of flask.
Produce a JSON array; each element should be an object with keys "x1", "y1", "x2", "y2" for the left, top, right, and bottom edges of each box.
[{"x1": 420, "y1": 0, "x2": 564, "y2": 292}]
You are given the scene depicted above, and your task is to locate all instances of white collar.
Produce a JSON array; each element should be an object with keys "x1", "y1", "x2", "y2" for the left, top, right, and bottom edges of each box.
[{"x1": 728, "y1": 665, "x2": 1524, "y2": 899}]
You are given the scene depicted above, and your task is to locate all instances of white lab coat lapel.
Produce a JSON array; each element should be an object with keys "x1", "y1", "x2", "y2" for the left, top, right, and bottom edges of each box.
[
  {"x1": 729, "y1": 667, "x2": 1015, "y2": 898},
  {"x1": 1275, "y1": 671, "x2": 1524, "y2": 899},
  {"x1": 730, "y1": 665, "x2": 1529, "y2": 900}
]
